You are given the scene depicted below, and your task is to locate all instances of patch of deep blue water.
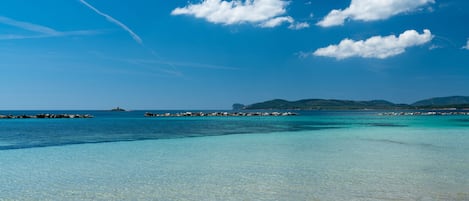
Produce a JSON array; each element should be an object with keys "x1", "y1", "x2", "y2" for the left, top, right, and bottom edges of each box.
[{"x1": 0, "y1": 110, "x2": 468, "y2": 150}]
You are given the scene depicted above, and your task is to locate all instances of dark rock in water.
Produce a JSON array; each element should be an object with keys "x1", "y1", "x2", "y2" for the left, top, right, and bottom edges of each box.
[
  {"x1": 0, "y1": 114, "x2": 94, "y2": 119},
  {"x1": 378, "y1": 111, "x2": 469, "y2": 116},
  {"x1": 144, "y1": 111, "x2": 298, "y2": 117}
]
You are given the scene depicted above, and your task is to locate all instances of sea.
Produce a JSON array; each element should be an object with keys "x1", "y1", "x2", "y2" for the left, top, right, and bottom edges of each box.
[{"x1": 0, "y1": 110, "x2": 468, "y2": 201}]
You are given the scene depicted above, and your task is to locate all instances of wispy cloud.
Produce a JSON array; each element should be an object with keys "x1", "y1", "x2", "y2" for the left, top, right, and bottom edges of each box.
[
  {"x1": 78, "y1": 1, "x2": 185, "y2": 76},
  {"x1": 0, "y1": 16, "x2": 99, "y2": 40},
  {"x1": 463, "y1": 39, "x2": 469, "y2": 50},
  {"x1": 78, "y1": 0, "x2": 142, "y2": 44},
  {"x1": 129, "y1": 58, "x2": 240, "y2": 71},
  {"x1": 0, "y1": 16, "x2": 59, "y2": 35},
  {"x1": 313, "y1": 29, "x2": 433, "y2": 59},
  {"x1": 0, "y1": 34, "x2": 49, "y2": 40},
  {"x1": 428, "y1": 44, "x2": 441, "y2": 50},
  {"x1": 259, "y1": 16, "x2": 293, "y2": 28},
  {"x1": 288, "y1": 22, "x2": 310, "y2": 30},
  {"x1": 88, "y1": 51, "x2": 184, "y2": 77},
  {"x1": 91, "y1": 51, "x2": 238, "y2": 71}
]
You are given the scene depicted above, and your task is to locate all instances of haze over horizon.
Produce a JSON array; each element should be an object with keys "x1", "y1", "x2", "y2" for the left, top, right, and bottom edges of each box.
[{"x1": 1, "y1": 0, "x2": 468, "y2": 110}]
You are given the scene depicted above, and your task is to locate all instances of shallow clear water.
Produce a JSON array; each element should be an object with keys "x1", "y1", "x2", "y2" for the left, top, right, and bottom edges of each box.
[{"x1": 1, "y1": 111, "x2": 468, "y2": 200}]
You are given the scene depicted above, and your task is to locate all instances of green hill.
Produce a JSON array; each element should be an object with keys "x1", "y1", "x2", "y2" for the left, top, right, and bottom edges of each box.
[
  {"x1": 244, "y1": 99, "x2": 410, "y2": 110},
  {"x1": 238, "y1": 96, "x2": 469, "y2": 110},
  {"x1": 412, "y1": 96, "x2": 469, "y2": 107}
]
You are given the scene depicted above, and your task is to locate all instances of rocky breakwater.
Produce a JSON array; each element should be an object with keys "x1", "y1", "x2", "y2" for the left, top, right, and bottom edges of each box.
[
  {"x1": 144, "y1": 111, "x2": 298, "y2": 117},
  {"x1": 378, "y1": 111, "x2": 469, "y2": 116},
  {"x1": 0, "y1": 113, "x2": 94, "y2": 119}
]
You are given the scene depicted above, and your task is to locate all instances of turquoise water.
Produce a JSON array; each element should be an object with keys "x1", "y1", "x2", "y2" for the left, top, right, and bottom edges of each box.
[{"x1": 1, "y1": 111, "x2": 469, "y2": 200}]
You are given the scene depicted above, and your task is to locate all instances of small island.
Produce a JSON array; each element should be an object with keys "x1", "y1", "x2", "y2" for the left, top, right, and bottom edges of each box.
[{"x1": 110, "y1": 107, "x2": 126, "y2": 112}]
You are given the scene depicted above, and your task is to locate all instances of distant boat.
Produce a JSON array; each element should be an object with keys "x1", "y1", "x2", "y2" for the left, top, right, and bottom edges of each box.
[{"x1": 110, "y1": 107, "x2": 126, "y2": 112}]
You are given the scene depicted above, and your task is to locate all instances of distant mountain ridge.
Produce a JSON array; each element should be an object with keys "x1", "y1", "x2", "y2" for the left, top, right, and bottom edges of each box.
[
  {"x1": 412, "y1": 96, "x2": 469, "y2": 107},
  {"x1": 241, "y1": 99, "x2": 410, "y2": 110},
  {"x1": 234, "y1": 96, "x2": 469, "y2": 110}
]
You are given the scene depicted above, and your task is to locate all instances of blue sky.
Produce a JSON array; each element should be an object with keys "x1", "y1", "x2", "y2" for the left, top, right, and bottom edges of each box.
[{"x1": 1, "y1": 0, "x2": 468, "y2": 109}]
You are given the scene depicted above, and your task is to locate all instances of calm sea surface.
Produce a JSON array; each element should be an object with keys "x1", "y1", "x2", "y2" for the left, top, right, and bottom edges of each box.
[{"x1": 1, "y1": 110, "x2": 468, "y2": 200}]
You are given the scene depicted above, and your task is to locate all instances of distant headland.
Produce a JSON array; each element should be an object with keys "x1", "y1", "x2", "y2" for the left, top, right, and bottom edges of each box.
[{"x1": 233, "y1": 96, "x2": 469, "y2": 110}]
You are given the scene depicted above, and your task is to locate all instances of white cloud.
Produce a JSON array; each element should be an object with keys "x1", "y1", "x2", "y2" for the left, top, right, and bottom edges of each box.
[
  {"x1": 313, "y1": 29, "x2": 433, "y2": 59},
  {"x1": 79, "y1": 0, "x2": 143, "y2": 44},
  {"x1": 0, "y1": 16, "x2": 99, "y2": 40},
  {"x1": 317, "y1": 0, "x2": 435, "y2": 27},
  {"x1": 288, "y1": 22, "x2": 310, "y2": 30},
  {"x1": 171, "y1": 0, "x2": 305, "y2": 29},
  {"x1": 463, "y1": 39, "x2": 469, "y2": 50},
  {"x1": 428, "y1": 44, "x2": 441, "y2": 50},
  {"x1": 259, "y1": 16, "x2": 293, "y2": 28}
]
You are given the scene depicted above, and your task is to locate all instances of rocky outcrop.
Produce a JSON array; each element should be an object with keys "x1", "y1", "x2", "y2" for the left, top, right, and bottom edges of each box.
[
  {"x1": 144, "y1": 111, "x2": 297, "y2": 117},
  {"x1": 0, "y1": 114, "x2": 94, "y2": 119},
  {"x1": 378, "y1": 111, "x2": 469, "y2": 116}
]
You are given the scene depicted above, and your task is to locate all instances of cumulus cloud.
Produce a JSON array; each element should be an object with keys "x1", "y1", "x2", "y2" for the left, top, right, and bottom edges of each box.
[
  {"x1": 463, "y1": 39, "x2": 469, "y2": 50},
  {"x1": 171, "y1": 0, "x2": 306, "y2": 29},
  {"x1": 313, "y1": 29, "x2": 433, "y2": 59},
  {"x1": 317, "y1": 0, "x2": 435, "y2": 27}
]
